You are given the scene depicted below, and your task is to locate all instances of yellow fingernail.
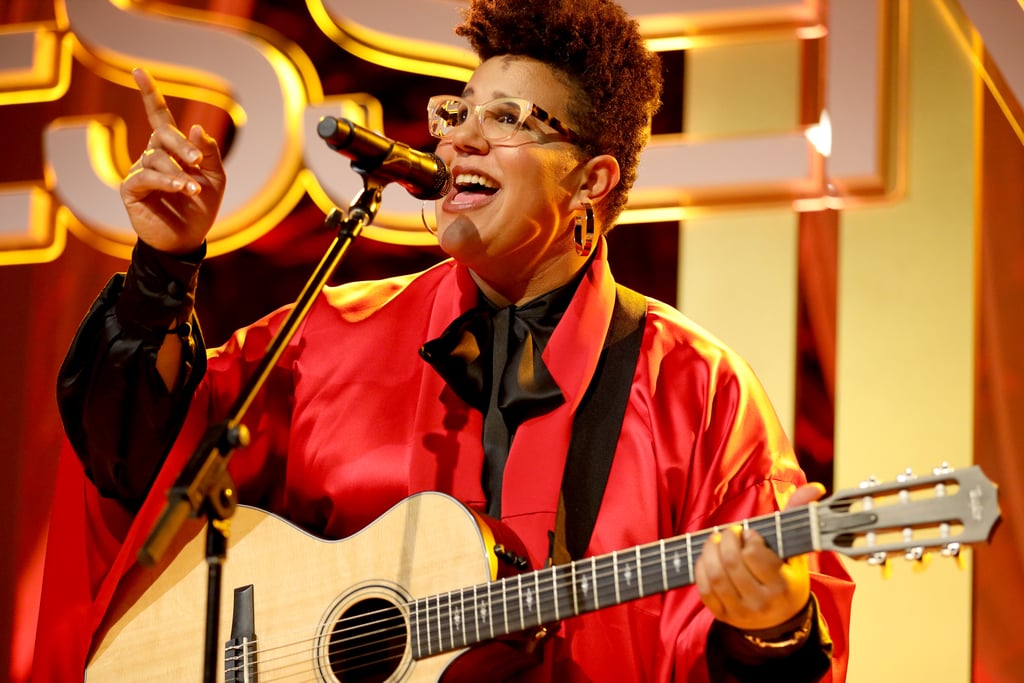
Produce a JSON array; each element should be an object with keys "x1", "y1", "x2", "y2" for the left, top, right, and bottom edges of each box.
[
  {"x1": 731, "y1": 524, "x2": 743, "y2": 535},
  {"x1": 710, "y1": 531, "x2": 722, "y2": 543}
]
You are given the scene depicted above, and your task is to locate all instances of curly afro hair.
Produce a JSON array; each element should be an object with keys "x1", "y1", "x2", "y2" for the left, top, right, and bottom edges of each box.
[{"x1": 455, "y1": 0, "x2": 663, "y2": 226}]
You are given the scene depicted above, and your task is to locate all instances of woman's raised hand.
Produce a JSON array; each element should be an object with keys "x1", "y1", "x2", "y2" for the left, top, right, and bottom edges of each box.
[{"x1": 120, "y1": 67, "x2": 226, "y2": 254}]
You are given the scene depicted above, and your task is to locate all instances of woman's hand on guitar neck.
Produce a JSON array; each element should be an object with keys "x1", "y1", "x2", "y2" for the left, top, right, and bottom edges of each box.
[{"x1": 694, "y1": 483, "x2": 825, "y2": 634}]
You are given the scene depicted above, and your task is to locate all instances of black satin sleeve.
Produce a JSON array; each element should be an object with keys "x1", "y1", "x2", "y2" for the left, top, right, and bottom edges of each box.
[{"x1": 56, "y1": 239, "x2": 208, "y2": 510}]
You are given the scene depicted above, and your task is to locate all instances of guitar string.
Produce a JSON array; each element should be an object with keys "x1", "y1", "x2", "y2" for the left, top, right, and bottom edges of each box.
[
  {"x1": 233, "y1": 633, "x2": 413, "y2": 683},
  {"x1": 220, "y1": 514, "x2": 817, "y2": 680},
  {"x1": 226, "y1": 514, "x2": 817, "y2": 679}
]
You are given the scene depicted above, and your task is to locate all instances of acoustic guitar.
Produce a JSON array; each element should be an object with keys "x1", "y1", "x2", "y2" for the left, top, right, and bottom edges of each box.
[{"x1": 85, "y1": 464, "x2": 1000, "y2": 682}]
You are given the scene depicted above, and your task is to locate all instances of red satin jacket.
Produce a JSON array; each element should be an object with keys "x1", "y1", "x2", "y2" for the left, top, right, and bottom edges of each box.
[{"x1": 36, "y1": 239, "x2": 853, "y2": 682}]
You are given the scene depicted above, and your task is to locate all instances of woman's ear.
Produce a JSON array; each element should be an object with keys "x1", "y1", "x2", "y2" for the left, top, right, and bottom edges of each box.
[{"x1": 575, "y1": 153, "x2": 621, "y2": 209}]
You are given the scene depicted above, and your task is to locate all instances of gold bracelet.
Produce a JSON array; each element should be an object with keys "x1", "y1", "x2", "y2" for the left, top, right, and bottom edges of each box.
[{"x1": 740, "y1": 604, "x2": 814, "y2": 650}]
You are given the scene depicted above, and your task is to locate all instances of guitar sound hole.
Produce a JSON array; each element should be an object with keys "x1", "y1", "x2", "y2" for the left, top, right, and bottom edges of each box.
[{"x1": 328, "y1": 597, "x2": 407, "y2": 683}]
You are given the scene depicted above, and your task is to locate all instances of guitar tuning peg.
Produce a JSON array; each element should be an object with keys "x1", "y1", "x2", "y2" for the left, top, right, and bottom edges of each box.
[
  {"x1": 940, "y1": 542, "x2": 966, "y2": 571},
  {"x1": 906, "y1": 548, "x2": 931, "y2": 574},
  {"x1": 878, "y1": 557, "x2": 892, "y2": 580},
  {"x1": 858, "y1": 475, "x2": 879, "y2": 489},
  {"x1": 867, "y1": 551, "x2": 888, "y2": 566},
  {"x1": 897, "y1": 468, "x2": 916, "y2": 483},
  {"x1": 932, "y1": 462, "x2": 953, "y2": 476}
]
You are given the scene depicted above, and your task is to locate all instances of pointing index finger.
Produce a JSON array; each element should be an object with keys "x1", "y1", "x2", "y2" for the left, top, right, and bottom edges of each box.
[{"x1": 132, "y1": 67, "x2": 177, "y2": 131}]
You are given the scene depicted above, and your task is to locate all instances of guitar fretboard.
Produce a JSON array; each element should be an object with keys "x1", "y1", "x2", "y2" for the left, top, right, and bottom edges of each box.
[{"x1": 409, "y1": 506, "x2": 817, "y2": 658}]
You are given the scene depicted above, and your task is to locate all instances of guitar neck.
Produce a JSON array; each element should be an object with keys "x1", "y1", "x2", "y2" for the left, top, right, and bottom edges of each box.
[{"x1": 409, "y1": 506, "x2": 817, "y2": 658}]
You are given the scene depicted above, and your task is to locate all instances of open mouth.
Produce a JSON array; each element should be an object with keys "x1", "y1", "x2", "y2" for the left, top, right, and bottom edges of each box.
[{"x1": 453, "y1": 172, "x2": 499, "y2": 197}]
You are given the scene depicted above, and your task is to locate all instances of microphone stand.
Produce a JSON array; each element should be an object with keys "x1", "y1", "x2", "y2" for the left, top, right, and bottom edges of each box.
[{"x1": 138, "y1": 179, "x2": 385, "y2": 683}]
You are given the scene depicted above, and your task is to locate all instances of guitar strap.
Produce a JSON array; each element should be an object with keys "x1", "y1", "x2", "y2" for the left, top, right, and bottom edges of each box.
[{"x1": 551, "y1": 284, "x2": 647, "y2": 565}]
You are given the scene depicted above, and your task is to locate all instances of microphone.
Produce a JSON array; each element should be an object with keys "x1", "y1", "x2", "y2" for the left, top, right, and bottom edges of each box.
[{"x1": 317, "y1": 116, "x2": 453, "y2": 200}]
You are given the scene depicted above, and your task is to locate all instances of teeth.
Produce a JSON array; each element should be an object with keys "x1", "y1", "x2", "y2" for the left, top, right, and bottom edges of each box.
[{"x1": 454, "y1": 173, "x2": 498, "y2": 189}]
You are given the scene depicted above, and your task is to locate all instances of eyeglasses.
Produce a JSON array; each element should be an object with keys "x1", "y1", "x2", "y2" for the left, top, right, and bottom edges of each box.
[{"x1": 426, "y1": 95, "x2": 580, "y2": 144}]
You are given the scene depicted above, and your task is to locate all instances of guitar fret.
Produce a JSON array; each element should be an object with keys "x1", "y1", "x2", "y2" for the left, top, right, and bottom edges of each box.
[
  {"x1": 445, "y1": 592, "x2": 453, "y2": 652},
  {"x1": 486, "y1": 581, "x2": 494, "y2": 640},
  {"x1": 591, "y1": 556, "x2": 600, "y2": 610},
  {"x1": 641, "y1": 545, "x2": 662, "y2": 596},
  {"x1": 460, "y1": 589, "x2": 468, "y2": 647},
  {"x1": 417, "y1": 598, "x2": 425, "y2": 655},
  {"x1": 472, "y1": 584, "x2": 480, "y2": 645},
  {"x1": 489, "y1": 583, "x2": 499, "y2": 640},
  {"x1": 524, "y1": 574, "x2": 537, "y2": 623},
  {"x1": 528, "y1": 573, "x2": 536, "y2": 626},
  {"x1": 415, "y1": 597, "x2": 423, "y2": 657},
  {"x1": 558, "y1": 566, "x2": 574, "y2": 618},
  {"x1": 666, "y1": 539, "x2": 681, "y2": 583},
  {"x1": 453, "y1": 591, "x2": 460, "y2": 645},
  {"x1": 446, "y1": 593, "x2": 455, "y2": 649},
  {"x1": 426, "y1": 595, "x2": 434, "y2": 656},
  {"x1": 612, "y1": 551, "x2": 621, "y2": 604},
  {"x1": 437, "y1": 593, "x2": 444, "y2": 653},
  {"x1": 419, "y1": 595, "x2": 427, "y2": 656},
  {"x1": 411, "y1": 598, "x2": 421, "y2": 658},
  {"x1": 595, "y1": 555, "x2": 615, "y2": 608},
  {"x1": 454, "y1": 588, "x2": 461, "y2": 648},
  {"x1": 501, "y1": 578, "x2": 510, "y2": 635},
  {"x1": 616, "y1": 550, "x2": 638, "y2": 603},
  {"x1": 541, "y1": 565, "x2": 555, "y2": 623},
  {"x1": 517, "y1": 575, "x2": 526, "y2": 632},
  {"x1": 775, "y1": 512, "x2": 784, "y2": 558},
  {"x1": 457, "y1": 588, "x2": 466, "y2": 647},
  {"x1": 432, "y1": 594, "x2": 440, "y2": 655},
  {"x1": 446, "y1": 591, "x2": 454, "y2": 651},
  {"x1": 808, "y1": 504, "x2": 822, "y2": 552},
  {"x1": 757, "y1": 517, "x2": 777, "y2": 554},
  {"x1": 570, "y1": 561, "x2": 579, "y2": 615},
  {"x1": 784, "y1": 509, "x2": 813, "y2": 557},
  {"x1": 551, "y1": 566, "x2": 560, "y2": 622},
  {"x1": 659, "y1": 539, "x2": 668, "y2": 592},
  {"x1": 686, "y1": 534, "x2": 694, "y2": 581},
  {"x1": 450, "y1": 592, "x2": 457, "y2": 647},
  {"x1": 409, "y1": 599, "x2": 417, "y2": 658},
  {"x1": 437, "y1": 594, "x2": 446, "y2": 652},
  {"x1": 635, "y1": 546, "x2": 644, "y2": 598}
]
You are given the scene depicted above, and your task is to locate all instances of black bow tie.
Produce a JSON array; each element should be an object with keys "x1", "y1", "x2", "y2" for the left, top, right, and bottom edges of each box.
[
  {"x1": 421, "y1": 294, "x2": 565, "y2": 417},
  {"x1": 420, "y1": 282, "x2": 577, "y2": 515}
]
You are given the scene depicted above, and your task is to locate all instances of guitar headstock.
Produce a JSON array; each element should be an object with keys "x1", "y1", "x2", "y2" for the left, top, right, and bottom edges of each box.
[{"x1": 815, "y1": 464, "x2": 1000, "y2": 566}]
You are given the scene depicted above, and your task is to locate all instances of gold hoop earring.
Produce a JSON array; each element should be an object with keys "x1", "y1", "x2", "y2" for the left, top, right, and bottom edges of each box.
[
  {"x1": 421, "y1": 201, "x2": 437, "y2": 235},
  {"x1": 573, "y1": 201, "x2": 595, "y2": 256}
]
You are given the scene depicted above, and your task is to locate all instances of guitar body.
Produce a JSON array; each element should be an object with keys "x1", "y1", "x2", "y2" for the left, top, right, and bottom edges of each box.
[
  {"x1": 83, "y1": 465, "x2": 1001, "y2": 682},
  {"x1": 86, "y1": 493, "x2": 502, "y2": 682}
]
